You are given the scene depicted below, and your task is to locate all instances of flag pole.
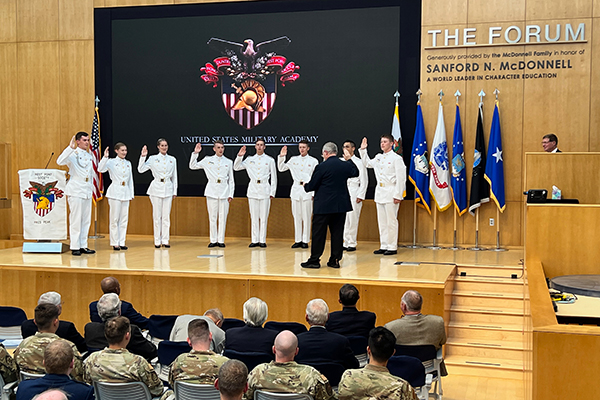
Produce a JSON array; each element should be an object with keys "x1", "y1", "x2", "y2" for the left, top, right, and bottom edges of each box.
[
  {"x1": 448, "y1": 206, "x2": 463, "y2": 250},
  {"x1": 404, "y1": 199, "x2": 421, "y2": 249},
  {"x1": 427, "y1": 206, "x2": 442, "y2": 250},
  {"x1": 89, "y1": 95, "x2": 104, "y2": 239},
  {"x1": 468, "y1": 208, "x2": 486, "y2": 251},
  {"x1": 489, "y1": 206, "x2": 507, "y2": 251}
]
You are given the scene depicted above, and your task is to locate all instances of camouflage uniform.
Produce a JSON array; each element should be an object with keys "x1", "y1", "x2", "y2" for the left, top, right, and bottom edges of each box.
[
  {"x1": 245, "y1": 361, "x2": 335, "y2": 400},
  {"x1": 13, "y1": 332, "x2": 84, "y2": 381},
  {"x1": 338, "y1": 364, "x2": 417, "y2": 400},
  {"x1": 0, "y1": 343, "x2": 17, "y2": 383},
  {"x1": 83, "y1": 348, "x2": 165, "y2": 397},
  {"x1": 168, "y1": 349, "x2": 229, "y2": 387}
]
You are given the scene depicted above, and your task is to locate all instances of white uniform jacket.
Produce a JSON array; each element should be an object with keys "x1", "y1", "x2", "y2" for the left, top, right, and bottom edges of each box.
[
  {"x1": 56, "y1": 146, "x2": 94, "y2": 199},
  {"x1": 359, "y1": 149, "x2": 406, "y2": 204},
  {"x1": 98, "y1": 157, "x2": 134, "y2": 201},
  {"x1": 138, "y1": 154, "x2": 178, "y2": 198},
  {"x1": 234, "y1": 154, "x2": 277, "y2": 199},
  {"x1": 343, "y1": 154, "x2": 368, "y2": 200},
  {"x1": 277, "y1": 154, "x2": 318, "y2": 200},
  {"x1": 189, "y1": 153, "x2": 234, "y2": 200}
]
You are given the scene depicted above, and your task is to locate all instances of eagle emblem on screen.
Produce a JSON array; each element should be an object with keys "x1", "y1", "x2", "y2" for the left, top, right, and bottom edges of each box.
[{"x1": 200, "y1": 36, "x2": 300, "y2": 130}]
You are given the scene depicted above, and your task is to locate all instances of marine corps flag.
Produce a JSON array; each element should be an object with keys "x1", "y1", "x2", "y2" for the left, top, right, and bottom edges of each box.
[
  {"x1": 468, "y1": 102, "x2": 490, "y2": 215},
  {"x1": 429, "y1": 102, "x2": 452, "y2": 211},
  {"x1": 408, "y1": 104, "x2": 431, "y2": 214},
  {"x1": 484, "y1": 102, "x2": 506, "y2": 212},
  {"x1": 451, "y1": 104, "x2": 467, "y2": 215}
]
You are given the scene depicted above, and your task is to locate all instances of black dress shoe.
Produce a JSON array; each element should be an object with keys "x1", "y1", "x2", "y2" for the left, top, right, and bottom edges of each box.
[
  {"x1": 80, "y1": 248, "x2": 96, "y2": 254},
  {"x1": 120, "y1": 246, "x2": 128, "y2": 250},
  {"x1": 343, "y1": 246, "x2": 348, "y2": 251},
  {"x1": 163, "y1": 244, "x2": 170, "y2": 248},
  {"x1": 249, "y1": 243, "x2": 259, "y2": 248},
  {"x1": 301, "y1": 242, "x2": 309, "y2": 249},
  {"x1": 259, "y1": 243, "x2": 267, "y2": 248},
  {"x1": 113, "y1": 246, "x2": 120, "y2": 251},
  {"x1": 71, "y1": 249, "x2": 81, "y2": 256},
  {"x1": 208, "y1": 243, "x2": 218, "y2": 248},
  {"x1": 384, "y1": 250, "x2": 398, "y2": 255},
  {"x1": 301, "y1": 261, "x2": 321, "y2": 269},
  {"x1": 218, "y1": 243, "x2": 226, "y2": 248},
  {"x1": 291, "y1": 242, "x2": 302, "y2": 249},
  {"x1": 346, "y1": 247, "x2": 356, "y2": 252},
  {"x1": 373, "y1": 249, "x2": 386, "y2": 254},
  {"x1": 327, "y1": 261, "x2": 341, "y2": 269},
  {"x1": 155, "y1": 245, "x2": 161, "y2": 248}
]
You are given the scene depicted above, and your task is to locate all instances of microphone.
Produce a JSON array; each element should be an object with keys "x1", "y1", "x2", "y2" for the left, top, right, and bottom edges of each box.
[{"x1": 44, "y1": 152, "x2": 55, "y2": 169}]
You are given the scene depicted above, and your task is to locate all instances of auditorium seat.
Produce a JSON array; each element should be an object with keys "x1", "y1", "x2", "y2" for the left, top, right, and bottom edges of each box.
[
  {"x1": 264, "y1": 321, "x2": 307, "y2": 336},
  {"x1": 220, "y1": 318, "x2": 245, "y2": 331},
  {"x1": 156, "y1": 340, "x2": 191, "y2": 382},
  {"x1": 147, "y1": 314, "x2": 178, "y2": 346},
  {"x1": 223, "y1": 349, "x2": 272, "y2": 372},
  {"x1": 395, "y1": 344, "x2": 443, "y2": 399},
  {"x1": 387, "y1": 355, "x2": 432, "y2": 400},
  {"x1": 0, "y1": 306, "x2": 27, "y2": 341}
]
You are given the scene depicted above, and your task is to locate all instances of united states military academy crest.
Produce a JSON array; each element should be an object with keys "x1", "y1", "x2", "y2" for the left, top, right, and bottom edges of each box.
[
  {"x1": 200, "y1": 36, "x2": 300, "y2": 130},
  {"x1": 22, "y1": 181, "x2": 64, "y2": 217}
]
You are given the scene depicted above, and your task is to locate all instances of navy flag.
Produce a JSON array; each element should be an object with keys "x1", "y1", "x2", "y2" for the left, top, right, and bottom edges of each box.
[
  {"x1": 408, "y1": 104, "x2": 431, "y2": 214},
  {"x1": 451, "y1": 104, "x2": 467, "y2": 215},
  {"x1": 484, "y1": 102, "x2": 505, "y2": 212},
  {"x1": 468, "y1": 102, "x2": 489, "y2": 215}
]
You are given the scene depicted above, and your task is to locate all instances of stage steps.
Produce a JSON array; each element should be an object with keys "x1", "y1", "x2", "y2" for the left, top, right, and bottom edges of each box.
[{"x1": 445, "y1": 266, "x2": 528, "y2": 380}]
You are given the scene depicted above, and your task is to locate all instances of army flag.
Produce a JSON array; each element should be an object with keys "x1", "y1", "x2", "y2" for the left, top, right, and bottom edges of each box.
[
  {"x1": 391, "y1": 98, "x2": 402, "y2": 155},
  {"x1": 408, "y1": 104, "x2": 431, "y2": 214},
  {"x1": 429, "y1": 102, "x2": 452, "y2": 211},
  {"x1": 468, "y1": 102, "x2": 490, "y2": 215},
  {"x1": 91, "y1": 107, "x2": 103, "y2": 203},
  {"x1": 484, "y1": 103, "x2": 506, "y2": 212},
  {"x1": 451, "y1": 104, "x2": 467, "y2": 215}
]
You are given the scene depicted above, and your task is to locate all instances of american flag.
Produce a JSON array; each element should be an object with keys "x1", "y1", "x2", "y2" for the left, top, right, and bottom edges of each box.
[{"x1": 91, "y1": 107, "x2": 103, "y2": 202}]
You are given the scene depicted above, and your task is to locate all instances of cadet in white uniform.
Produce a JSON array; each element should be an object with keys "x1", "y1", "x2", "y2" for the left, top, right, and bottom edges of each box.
[
  {"x1": 98, "y1": 142, "x2": 134, "y2": 250},
  {"x1": 234, "y1": 138, "x2": 277, "y2": 248},
  {"x1": 277, "y1": 140, "x2": 318, "y2": 248},
  {"x1": 189, "y1": 140, "x2": 234, "y2": 248},
  {"x1": 57, "y1": 132, "x2": 96, "y2": 256},
  {"x1": 359, "y1": 134, "x2": 406, "y2": 255},
  {"x1": 341, "y1": 140, "x2": 368, "y2": 252},
  {"x1": 138, "y1": 138, "x2": 178, "y2": 248}
]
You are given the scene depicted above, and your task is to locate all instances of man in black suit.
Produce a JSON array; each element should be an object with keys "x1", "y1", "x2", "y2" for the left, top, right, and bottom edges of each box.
[
  {"x1": 21, "y1": 291, "x2": 87, "y2": 353},
  {"x1": 296, "y1": 299, "x2": 358, "y2": 370},
  {"x1": 89, "y1": 276, "x2": 149, "y2": 329},
  {"x1": 84, "y1": 293, "x2": 156, "y2": 361},
  {"x1": 326, "y1": 284, "x2": 376, "y2": 338},
  {"x1": 301, "y1": 142, "x2": 359, "y2": 269},
  {"x1": 224, "y1": 297, "x2": 277, "y2": 357},
  {"x1": 542, "y1": 133, "x2": 562, "y2": 153}
]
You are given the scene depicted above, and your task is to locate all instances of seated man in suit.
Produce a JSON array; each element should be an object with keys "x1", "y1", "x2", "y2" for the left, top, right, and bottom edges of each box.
[
  {"x1": 84, "y1": 293, "x2": 157, "y2": 361},
  {"x1": 170, "y1": 308, "x2": 226, "y2": 353},
  {"x1": 16, "y1": 339, "x2": 94, "y2": 400},
  {"x1": 296, "y1": 299, "x2": 358, "y2": 370},
  {"x1": 169, "y1": 318, "x2": 229, "y2": 387},
  {"x1": 245, "y1": 330, "x2": 334, "y2": 400},
  {"x1": 89, "y1": 276, "x2": 149, "y2": 329},
  {"x1": 326, "y1": 283, "x2": 376, "y2": 338},
  {"x1": 338, "y1": 327, "x2": 416, "y2": 400},
  {"x1": 83, "y1": 316, "x2": 165, "y2": 398},
  {"x1": 215, "y1": 359, "x2": 248, "y2": 400},
  {"x1": 22, "y1": 291, "x2": 87, "y2": 353},
  {"x1": 14, "y1": 304, "x2": 84, "y2": 381},
  {"x1": 225, "y1": 297, "x2": 277, "y2": 356}
]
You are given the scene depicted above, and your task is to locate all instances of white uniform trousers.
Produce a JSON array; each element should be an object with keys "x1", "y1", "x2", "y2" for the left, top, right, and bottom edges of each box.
[
  {"x1": 343, "y1": 189, "x2": 363, "y2": 248},
  {"x1": 67, "y1": 196, "x2": 92, "y2": 250},
  {"x1": 291, "y1": 198, "x2": 312, "y2": 243},
  {"x1": 376, "y1": 202, "x2": 400, "y2": 251},
  {"x1": 108, "y1": 198, "x2": 130, "y2": 246},
  {"x1": 207, "y1": 197, "x2": 230, "y2": 243},
  {"x1": 150, "y1": 195, "x2": 173, "y2": 246},
  {"x1": 248, "y1": 198, "x2": 271, "y2": 243}
]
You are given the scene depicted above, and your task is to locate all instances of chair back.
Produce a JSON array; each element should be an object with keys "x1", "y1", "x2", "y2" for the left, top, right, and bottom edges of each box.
[
  {"x1": 174, "y1": 381, "x2": 220, "y2": 400},
  {"x1": 394, "y1": 344, "x2": 437, "y2": 362},
  {"x1": 264, "y1": 321, "x2": 307, "y2": 336},
  {"x1": 93, "y1": 381, "x2": 152, "y2": 400},
  {"x1": 387, "y1": 355, "x2": 426, "y2": 388},
  {"x1": 147, "y1": 315, "x2": 178, "y2": 340},
  {"x1": 304, "y1": 362, "x2": 345, "y2": 387},
  {"x1": 157, "y1": 341, "x2": 192, "y2": 366},
  {"x1": 223, "y1": 349, "x2": 273, "y2": 372},
  {"x1": 0, "y1": 306, "x2": 27, "y2": 341},
  {"x1": 254, "y1": 390, "x2": 312, "y2": 400},
  {"x1": 346, "y1": 336, "x2": 367, "y2": 356},
  {"x1": 221, "y1": 318, "x2": 245, "y2": 331},
  {"x1": 19, "y1": 371, "x2": 44, "y2": 382}
]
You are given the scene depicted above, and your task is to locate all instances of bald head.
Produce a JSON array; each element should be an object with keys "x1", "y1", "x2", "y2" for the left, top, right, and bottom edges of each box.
[
  {"x1": 273, "y1": 330, "x2": 298, "y2": 362},
  {"x1": 101, "y1": 277, "x2": 120, "y2": 295},
  {"x1": 32, "y1": 389, "x2": 68, "y2": 400}
]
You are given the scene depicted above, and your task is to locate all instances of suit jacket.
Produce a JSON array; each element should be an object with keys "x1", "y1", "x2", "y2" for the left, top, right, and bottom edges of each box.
[
  {"x1": 384, "y1": 314, "x2": 446, "y2": 350},
  {"x1": 169, "y1": 314, "x2": 225, "y2": 353},
  {"x1": 296, "y1": 326, "x2": 359, "y2": 369},
  {"x1": 304, "y1": 156, "x2": 359, "y2": 214},
  {"x1": 224, "y1": 325, "x2": 277, "y2": 356},
  {"x1": 89, "y1": 299, "x2": 149, "y2": 329},
  {"x1": 325, "y1": 307, "x2": 376, "y2": 338},
  {"x1": 15, "y1": 373, "x2": 94, "y2": 400},
  {"x1": 21, "y1": 319, "x2": 87, "y2": 353},
  {"x1": 84, "y1": 321, "x2": 157, "y2": 361}
]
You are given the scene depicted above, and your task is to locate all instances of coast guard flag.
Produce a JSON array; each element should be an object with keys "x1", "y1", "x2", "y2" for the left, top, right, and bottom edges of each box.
[
  {"x1": 468, "y1": 102, "x2": 490, "y2": 215},
  {"x1": 484, "y1": 102, "x2": 505, "y2": 212},
  {"x1": 429, "y1": 102, "x2": 452, "y2": 211},
  {"x1": 391, "y1": 100, "x2": 402, "y2": 155},
  {"x1": 451, "y1": 104, "x2": 467, "y2": 215},
  {"x1": 408, "y1": 104, "x2": 431, "y2": 214}
]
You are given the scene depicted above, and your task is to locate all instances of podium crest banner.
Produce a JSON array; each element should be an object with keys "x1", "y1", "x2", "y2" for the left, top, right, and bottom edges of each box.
[{"x1": 19, "y1": 169, "x2": 67, "y2": 240}]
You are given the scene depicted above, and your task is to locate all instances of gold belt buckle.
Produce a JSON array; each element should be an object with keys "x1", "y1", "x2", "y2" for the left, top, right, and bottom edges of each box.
[
  {"x1": 257, "y1": 180, "x2": 261, "y2": 184},
  {"x1": 85, "y1": 177, "x2": 89, "y2": 182},
  {"x1": 379, "y1": 183, "x2": 384, "y2": 187},
  {"x1": 299, "y1": 181, "x2": 304, "y2": 185},
  {"x1": 121, "y1": 181, "x2": 126, "y2": 186},
  {"x1": 217, "y1": 179, "x2": 221, "y2": 184},
  {"x1": 160, "y1": 178, "x2": 165, "y2": 183}
]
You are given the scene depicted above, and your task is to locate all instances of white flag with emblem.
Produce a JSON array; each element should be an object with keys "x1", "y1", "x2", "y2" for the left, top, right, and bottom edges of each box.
[{"x1": 429, "y1": 102, "x2": 452, "y2": 211}]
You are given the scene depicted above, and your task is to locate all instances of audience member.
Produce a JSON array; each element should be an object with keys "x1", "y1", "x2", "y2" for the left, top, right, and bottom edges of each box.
[
  {"x1": 89, "y1": 276, "x2": 149, "y2": 328},
  {"x1": 542, "y1": 133, "x2": 561, "y2": 153},
  {"x1": 21, "y1": 291, "x2": 87, "y2": 353},
  {"x1": 14, "y1": 304, "x2": 84, "y2": 381},
  {"x1": 326, "y1": 284, "x2": 376, "y2": 338},
  {"x1": 16, "y1": 339, "x2": 94, "y2": 400},
  {"x1": 0, "y1": 343, "x2": 17, "y2": 384},
  {"x1": 170, "y1": 308, "x2": 225, "y2": 353},
  {"x1": 245, "y1": 330, "x2": 334, "y2": 400},
  {"x1": 296, "y1": 299, "x2": 358, "y2": 369},
  {"x1": 215, "y1": 359, "x2": 248, "y2": 400},
  {"x1": 31, "y1": 389, "x2": 68, "y2": 400},
  {"x1": 225, "y1": 298, "x2": 277, "y2": 356},
  {"x1": 83, "y1": 316, "x2": 165, "y2": 397},
  {"x1": 338, "y1": 327, "x2": 417, "y2": 400},
  {"x1": 169, "y1": 318, "x2": 229, "y2": 387},
  {"x1": 85, "y1": 293, "x2": 157, "y2": 360}
]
